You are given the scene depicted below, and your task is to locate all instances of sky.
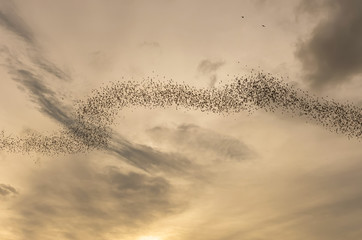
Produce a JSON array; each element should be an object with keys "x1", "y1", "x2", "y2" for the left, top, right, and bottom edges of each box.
[{"x1": 0, "y1": 0, "x2": 362, "y2": 239}]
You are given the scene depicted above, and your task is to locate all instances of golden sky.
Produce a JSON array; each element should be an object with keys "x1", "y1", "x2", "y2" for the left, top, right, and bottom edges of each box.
[{"x1": 0, "y1": 0, "x2": 362, "y2": 239}]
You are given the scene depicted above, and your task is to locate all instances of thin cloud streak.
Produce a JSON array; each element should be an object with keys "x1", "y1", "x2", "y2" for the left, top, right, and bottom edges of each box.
[
  {"x1": 0, "y1": 183, "x2": 18, "y2": 197},
  {"x1": 0, "y1": 3, "x2": 34, "y2": 44}
]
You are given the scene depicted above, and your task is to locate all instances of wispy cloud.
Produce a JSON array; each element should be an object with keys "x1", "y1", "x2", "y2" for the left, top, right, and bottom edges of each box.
[
  {"x1": 31, "y1": 55, "x2": 71, "y2": 82},
  {"x1": 10, "y1": 158, "x2": 184, "y2": 240},
  {"x1": 197, "y1": 59, "x2": 225, "y2": 87},
  {"x1": 0, "y1": 0, "x2": 70, "y2": 82},
  {"x1": 11, "y1": 69, "x2": 72, "y2": 125},
  {"x1": 0, "y1": 183, "x2": 18, "y2": 197},
  {"x1": 147, "y1": 124, "x2": 253, "y2": 162},
  {"x1": 197, "y1": 59, "x2": 225, "y2": 75},
  {"x1": 5, "y1": 55, "x2": 199, "y2": 174},
  {"x1": 0, "y1": 1, "x2": 34, "y2": 44},
  {"x1": 107, "y1": 135, "x2": 195, "y2": 175}
]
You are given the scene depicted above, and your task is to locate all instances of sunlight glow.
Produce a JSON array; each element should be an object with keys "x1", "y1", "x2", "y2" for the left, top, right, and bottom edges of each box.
[{"x1": 138, "y1": 236, "x2": 161, "y2": 240}]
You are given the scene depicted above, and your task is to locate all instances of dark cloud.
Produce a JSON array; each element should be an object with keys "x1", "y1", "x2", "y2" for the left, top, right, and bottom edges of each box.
[
  {"x1": 11, "y1": 158, "x2": 184, "y2": 240},
  {"x1": 12, "y1": 69, "x2": 72, "y2": 125},
  {"x1": 147, "y1": 124, "x2": 253, "y2": 162},
  {"x1": 1, "y1": 47, "x2": 72, "y2": 128},
  {"x1": 197, "y1": 59, "x2": 225, "y2": 74},
  {"x1": 0, "y1": 1, "x2": 34, "y2": 44},
  {"x1": 296, "y1": 0, "x2": 362, "y2": 89},
  {"x1": 0, "y1": 183, "x2": 18, "y2": 197}
]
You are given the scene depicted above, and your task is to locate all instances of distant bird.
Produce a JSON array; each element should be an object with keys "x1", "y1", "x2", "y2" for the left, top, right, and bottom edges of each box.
[
  {"x1": 262, "y1": 25, "x2": 266, "y2": 27},
  {"x1": 241, "y1": 16, "x2": 245, "y2": 19}
]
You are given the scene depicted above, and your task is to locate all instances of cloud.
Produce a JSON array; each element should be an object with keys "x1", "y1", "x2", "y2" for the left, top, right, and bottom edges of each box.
[
  {"x1": 296, "y1": 0, "x2": 331, "y2": 15},
  {"x1": 12, "y1": 69, "x2": 72, "y2": 125},
  {"x1": 8, "y1": 69, "x2": 196, "y2": 170},
  {"x1": 2, "y1": 48, "x2": 77, "y2": 134},
  {"x1": 197, "y1": 59, "x2": 225, "y2": 87},
  {"x1": 32, "y1": 55, "x2": 71, "y2": 82},
  {"x1": 3, "y1": 61, "x2": 198, "y2": 172},
  {"x1": 0, "y1": 183, "x2": 18, "y2": 197},
  {"x1": 11, "y1": 158, "x2": 184, "y2": 240},
  {"x1": 147, "y1": 124, "x2": 253, "y2": 162},
  {"x1": 197, "y1": 59, "x2": 225, "y2": 75},
  {"x1": 296, "y1": 0, "x2": 362, "y2": 89},
  {"x1": 174, "y1": 154, "x2": 362, "y2": 240},
  {"x1": 210, "y1": 159, "x2": 362, "y2": 240},
  {"x1": 106, "y1": 134, "x2": 196, "y2": 175},
  {"x1": 0, "y1": 1, "x2": 70, "y2": 82},
  {"x1": 3, "y1": 55, "x2": 205, "y2": 173},
  {"x1": 0, "y1": 1, "x2": 34, "y2": 44},
  {"x1": 11, "y1": 67, "x2": 189, "y2": 166}
]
